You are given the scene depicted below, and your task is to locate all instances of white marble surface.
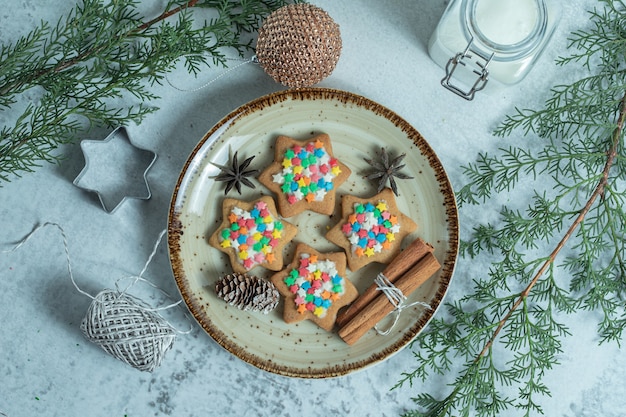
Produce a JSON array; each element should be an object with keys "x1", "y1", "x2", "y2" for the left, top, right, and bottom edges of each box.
[{"x1": 1, "y1": 1, "x2": 625, "y2": 416}]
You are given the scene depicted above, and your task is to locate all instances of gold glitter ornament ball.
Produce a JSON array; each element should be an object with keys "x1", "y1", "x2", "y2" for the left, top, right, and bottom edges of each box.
[{"x1": 256, "y1": 4, "x2": 341, "y2": 88}]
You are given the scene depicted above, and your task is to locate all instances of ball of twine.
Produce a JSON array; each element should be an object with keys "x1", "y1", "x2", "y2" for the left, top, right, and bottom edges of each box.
[
  {"x1": 256, "y1": 3, "x2": 342, "y2": 88},
  {"x1": 80, "y1": 289, "x2": 177, "y2": 372},
  {"x1": 5, "y1": 224, "x2": 187, "y2": 373}
]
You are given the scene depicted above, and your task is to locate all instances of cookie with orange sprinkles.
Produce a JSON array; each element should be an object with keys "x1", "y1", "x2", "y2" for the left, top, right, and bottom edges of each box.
[
  {"x1": 270, "y1": 243, "x2": 358, "y2": 332},
  {"x1": 258, "y1": 133, "x2": 351, "y2": 217},
  {"x1": 325, "y1": 188, "x2": 417, "y2": 271},
  {"x1": 208, "y1": 196, "x2": 297, "y2": 274}
]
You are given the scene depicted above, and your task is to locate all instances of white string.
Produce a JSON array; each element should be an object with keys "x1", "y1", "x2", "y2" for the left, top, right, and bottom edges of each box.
[
  {"x1": 373, "y1": 272, "x2": 432, "y2": 336},
  {"x1": 166, "y1": 55, "x2": 258, "y2": 92},
  {"x1": 113, "y1": 228, "x2": 192, "y2": 331},
  {"x1": 1, "y1": 222, "x2": 94, "y2": 300},
  {"x1": 2, "y1": 222, "x2": 192, "y2": 333}
]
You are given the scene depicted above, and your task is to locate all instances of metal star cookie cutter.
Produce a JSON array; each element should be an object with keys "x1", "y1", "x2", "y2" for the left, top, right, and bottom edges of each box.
[{"x1": 73, "y1": 126, "x2": 157, "y2": 213}]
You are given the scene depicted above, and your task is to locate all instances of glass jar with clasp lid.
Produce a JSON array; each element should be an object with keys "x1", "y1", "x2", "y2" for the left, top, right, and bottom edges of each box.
[{"x1": 428, "y1": 0, "x2": 560, "y2": 100}]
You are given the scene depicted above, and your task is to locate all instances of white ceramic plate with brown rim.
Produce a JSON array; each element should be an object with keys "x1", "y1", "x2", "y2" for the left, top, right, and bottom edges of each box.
[{"x1": 168, "y1": 88, "x2": 458, "y2": 378}]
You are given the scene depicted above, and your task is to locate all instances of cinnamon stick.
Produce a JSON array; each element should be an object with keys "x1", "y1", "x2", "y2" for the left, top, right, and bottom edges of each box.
[
  {"x1": 335, "y1": 238, "x2": 434, "y2": 328},
  {"x1": 338, "y1": 252, "x2": 441, "y2": 345}
]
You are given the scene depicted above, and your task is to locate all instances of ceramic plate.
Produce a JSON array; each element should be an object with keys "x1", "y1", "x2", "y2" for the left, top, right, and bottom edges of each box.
[{"x1": 168, "y1": 88, "x2": 458, "y2": 378}]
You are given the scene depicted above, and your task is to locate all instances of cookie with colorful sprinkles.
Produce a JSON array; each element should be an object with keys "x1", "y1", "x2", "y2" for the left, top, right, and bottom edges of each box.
[
  {"x1": 325, "y1": 188, "x2": 418, "y2": 271},
  {"x1": 270, "y1": 243, "x2": 358, "y2": 332},
  {"x1": 208, "y1": 196, "x2": 298, "y2": 274},
  {"x1": 257, "y1": 133, "x2": 351, "y2": 217}
]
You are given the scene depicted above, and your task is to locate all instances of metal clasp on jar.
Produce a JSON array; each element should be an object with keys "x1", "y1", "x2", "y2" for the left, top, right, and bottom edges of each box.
[{"x1": 441, "y1": 37, "x2": 494, "y2": 100}]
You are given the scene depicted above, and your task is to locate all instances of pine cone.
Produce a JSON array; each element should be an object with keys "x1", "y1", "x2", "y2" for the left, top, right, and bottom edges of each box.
[{"x1": 215, "y1": 273, "x2": 280, "y2": 314}]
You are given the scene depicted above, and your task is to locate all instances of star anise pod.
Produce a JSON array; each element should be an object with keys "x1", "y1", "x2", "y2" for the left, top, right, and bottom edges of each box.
[
  {"x1": 363, "y1": 147, "x2": 414, "y2": 196},
  {"x1": 212, "y1": 151, "x2": 259, "y2": 195}
]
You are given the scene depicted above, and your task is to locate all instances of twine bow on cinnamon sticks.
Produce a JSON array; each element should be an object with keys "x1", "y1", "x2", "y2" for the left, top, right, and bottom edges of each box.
[{"x1": 337, "y1": 238, "x2": 441, "y2": 345}]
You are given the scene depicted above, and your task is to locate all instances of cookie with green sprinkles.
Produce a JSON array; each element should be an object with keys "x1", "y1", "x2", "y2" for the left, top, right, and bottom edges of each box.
[
  {"x1": 258, "y1": 133, "x2": 351, "y2": 217},
  {"x1": 326, "y1": 188, "x2": 417, "y2": 271},
  {"x1": 208, "y1": 196, "x2": 298, "y2": 274},
  {"x1": 270, "y1": 243, "x2": 358, "y2": 332}
]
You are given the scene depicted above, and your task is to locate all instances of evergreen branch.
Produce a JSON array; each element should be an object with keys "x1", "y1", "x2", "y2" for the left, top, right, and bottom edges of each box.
[
  {"x1": 0, "y1": 0, "x2": 202, "y2": 96},
  {"x1": 0, "y1": 0, "x2": 297, "y2": 183},
  {"x1": 137, "y1": 0, "x2": 199, "y2": 31},
  {"x1": 477, "y1": 91, "x2": 624, "y2": 360},
  {"x1": 398, "y1": 2, "x2": 626, "y2": 416}
]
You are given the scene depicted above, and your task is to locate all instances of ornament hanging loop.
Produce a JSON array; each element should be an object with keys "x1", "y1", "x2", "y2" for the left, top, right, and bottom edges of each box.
[{"x1": 166, "y1": 55, "x2": 259, "y2": 93}]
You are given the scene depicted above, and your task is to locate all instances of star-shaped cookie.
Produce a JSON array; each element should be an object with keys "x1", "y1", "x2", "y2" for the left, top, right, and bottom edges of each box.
[
  {"x1": 270, "y1": 243, "x2": 358, "y2": 332},
  {"x1": 258, "y1": 133, "x2": 351, "y2": 217},
  {"x1": 208, "y1": 196, "x2": 297, "y2": 274},
  {"x1": 326, "y1": 188, "x2": 417, "y2": 271}
]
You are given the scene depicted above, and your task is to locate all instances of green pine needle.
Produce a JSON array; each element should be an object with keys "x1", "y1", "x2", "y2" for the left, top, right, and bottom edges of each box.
[
  {"x1": 397, "y1": 1, "x2": 626, "y2": 416},
  {"x1": 0, "y1": 0, "x2": 299, "y2": 183}
]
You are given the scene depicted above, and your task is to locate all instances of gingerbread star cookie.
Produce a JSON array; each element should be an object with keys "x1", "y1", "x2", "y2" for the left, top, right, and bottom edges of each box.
[
  {"x1": 208, "y1": 196, "x2": 297, "y2": 274},
  {"x1": 258, "y1": 133, "x2": 351, "y2": 217},
  {"x1": 270, "y1": 243, "x2": 358, "y2": 332},
  {"x1": 325, "y1": 188, "x2": 417, "y2": 271}
]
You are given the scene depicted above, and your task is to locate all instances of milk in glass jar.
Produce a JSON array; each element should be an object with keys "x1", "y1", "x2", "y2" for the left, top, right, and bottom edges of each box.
[{"x1": 428, "y1": 0, "x2": 560, "y2": 100}]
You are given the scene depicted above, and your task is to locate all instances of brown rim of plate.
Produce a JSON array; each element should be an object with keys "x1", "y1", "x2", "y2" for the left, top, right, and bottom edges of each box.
[{"x1": 167, "y1": 87, "x2": 459, "y2": 378}]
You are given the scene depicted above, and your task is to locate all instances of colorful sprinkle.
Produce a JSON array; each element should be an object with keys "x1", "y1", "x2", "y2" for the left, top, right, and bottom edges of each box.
[
  {"x1": 341, "y1": 200, "x2": 401, "y2": 257},
  {"x1": 219, "y1": 201, "x2": 284, "y2": 269},
  {"x1": 286, "y1": 254, "x2": 345, "y2": 318},
  {"x1": 272, "y1": 139, "x2": 340, "y2": 204}
]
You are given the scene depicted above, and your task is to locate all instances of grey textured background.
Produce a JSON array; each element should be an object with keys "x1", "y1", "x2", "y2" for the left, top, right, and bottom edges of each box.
[{"x1": 1, "y1": 1, "x2": 624, "y2": 416}]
